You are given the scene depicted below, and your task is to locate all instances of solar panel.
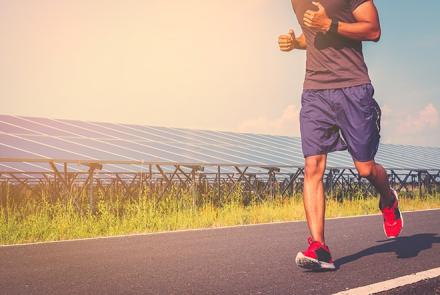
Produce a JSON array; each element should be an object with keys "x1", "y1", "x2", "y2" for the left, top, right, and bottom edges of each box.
[{"x1": 1, "y1": 114, "x2": 440, "y2": 178}]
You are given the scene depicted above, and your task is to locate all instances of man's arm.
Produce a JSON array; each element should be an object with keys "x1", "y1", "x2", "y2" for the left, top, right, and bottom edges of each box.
[
  {"x1": 278, "y1": 30, "x2": 307, "y2": 52},
  {"x1": 337, "y1": 1, "x2": 381, "y2": 41},
  {"x1": 294, "y1": 33, "x2": 307, "y2": 49},
  {"x1": 303, "y1": 0, "x2": 381, "y2": 42}
]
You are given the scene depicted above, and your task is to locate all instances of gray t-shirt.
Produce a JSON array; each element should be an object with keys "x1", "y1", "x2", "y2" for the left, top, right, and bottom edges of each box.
[{"x1": 291, "y1": 0, "x2": 371, "y2": 90}]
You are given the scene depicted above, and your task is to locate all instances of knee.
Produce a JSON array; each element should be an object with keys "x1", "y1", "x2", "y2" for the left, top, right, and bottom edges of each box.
[
  {"x1": 304, "y1": 157, "x2": 325, "y2": 179},
  {"x1": 356, "y1": 164, "x2": 375, "y2": 179}
]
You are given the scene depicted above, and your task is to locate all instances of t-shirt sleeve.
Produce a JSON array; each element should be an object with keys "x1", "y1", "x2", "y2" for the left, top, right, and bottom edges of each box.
[
  {"x1": 291, "y1": 0, "x2": 297, "y2": 13},
  {"x1": 350, "y1": 0, "x2": 370, "y2": 12}
]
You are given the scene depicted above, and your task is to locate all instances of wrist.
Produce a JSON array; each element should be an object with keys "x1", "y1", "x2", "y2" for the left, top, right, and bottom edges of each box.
[
  {"x1": 328, "y1": 18, "x2": 339, "y2": 34},
  {"x1": 323, "y1": 17, "x2": 332, "y2": 32},
  {"x1": 292, "y1": 38, "x2": 300, "y2": 49}
]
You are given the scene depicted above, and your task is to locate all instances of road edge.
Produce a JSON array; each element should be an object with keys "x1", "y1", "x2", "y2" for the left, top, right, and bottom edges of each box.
[{"x1": 1, "y1": 207, "x2": 439, "y2": 248}]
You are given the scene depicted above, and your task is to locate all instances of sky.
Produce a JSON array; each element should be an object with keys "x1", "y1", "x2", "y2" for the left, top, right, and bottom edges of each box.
[{"x1": 0, "y1": 0, "x2": 439, "y2": 147}]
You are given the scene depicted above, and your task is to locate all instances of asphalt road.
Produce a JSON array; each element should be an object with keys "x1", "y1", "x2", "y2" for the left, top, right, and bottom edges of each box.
[{"x1": 1, "y1": 209, "x2": 439, "y2": 295}]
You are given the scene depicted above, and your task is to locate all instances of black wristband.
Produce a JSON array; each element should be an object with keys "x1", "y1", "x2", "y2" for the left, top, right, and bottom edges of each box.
[{"x1": 329, "y1": 18, "x2": 339, "y2": 34}]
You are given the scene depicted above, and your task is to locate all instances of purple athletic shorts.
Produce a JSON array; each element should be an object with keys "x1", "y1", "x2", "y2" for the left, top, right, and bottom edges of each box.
[{"x1": 300, "y1": 83, "x2": 381, "y2": 162}]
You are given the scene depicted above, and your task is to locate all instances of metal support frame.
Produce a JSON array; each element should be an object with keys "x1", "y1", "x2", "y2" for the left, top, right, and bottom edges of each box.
[{"x1": 1, "y1": 160, "x2": 439, "y2": 207}]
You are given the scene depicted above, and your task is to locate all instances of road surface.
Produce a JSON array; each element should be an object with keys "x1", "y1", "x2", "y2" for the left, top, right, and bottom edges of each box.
[{"x1": 1, "y1": 209, "x2": 439, "y2": 294}]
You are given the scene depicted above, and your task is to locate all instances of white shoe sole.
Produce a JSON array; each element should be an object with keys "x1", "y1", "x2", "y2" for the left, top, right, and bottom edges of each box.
[{"x1": 295, "y1": 252, "x2": 335, "y2": 270}]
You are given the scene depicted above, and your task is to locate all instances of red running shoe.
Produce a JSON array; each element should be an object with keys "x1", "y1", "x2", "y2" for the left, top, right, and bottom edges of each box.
[
  {"x1": 380, "y1": 189, "x2": 404, "y2": 238},
  {"x1": 295, "y1": 237, "x2": 335, "y2": 270}
]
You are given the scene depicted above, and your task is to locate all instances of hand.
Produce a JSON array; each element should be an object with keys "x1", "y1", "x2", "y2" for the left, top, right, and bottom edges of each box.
[
  {"x1": 303, "y1": 2, "x2": 331, "y2": 33},
  {"x1": 278, "y1": 29, "x2": 297, "y2": 52}
]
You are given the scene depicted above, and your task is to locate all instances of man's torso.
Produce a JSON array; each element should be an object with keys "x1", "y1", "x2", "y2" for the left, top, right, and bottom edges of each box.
[{"x1": 291, "y1": 0, "x2": 371, "y2": 90}]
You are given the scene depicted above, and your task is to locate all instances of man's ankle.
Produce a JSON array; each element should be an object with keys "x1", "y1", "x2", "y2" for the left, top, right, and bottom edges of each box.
[
  {"x1": 380, "y1": 190, "x2": 395, "y2": 209},
  {"x1": 312, "y1": 236, "x2": 325, "y2": 244}
]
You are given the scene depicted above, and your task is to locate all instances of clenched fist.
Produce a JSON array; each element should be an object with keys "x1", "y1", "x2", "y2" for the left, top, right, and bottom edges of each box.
[
  {"x1": 278, "y1": 29, "x2": 297, "y2": 52},
  {"x1": 303, "y1": 2, "x2": 331, "y2": 33}
]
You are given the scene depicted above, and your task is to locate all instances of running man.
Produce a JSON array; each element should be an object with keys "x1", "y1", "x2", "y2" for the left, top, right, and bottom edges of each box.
[{"x1": 278, "y1": 0, "x2": 403, "y2": 271}]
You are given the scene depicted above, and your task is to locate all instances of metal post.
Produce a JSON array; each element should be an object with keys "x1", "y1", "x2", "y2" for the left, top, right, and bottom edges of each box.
[
  {"x1": 217, "y1": 165, "x2": 221, "y2": 202},
  {"x1": 191, "y1": 168, "x2": 196, "y2": 208},
  {"x1": 88, "y1": 170, "x2": 94, "y2": 213},
  {"x1": 149, "y1": 164, "x2": 152, "y2": 192},
  {"x1": 5, "y1": 178, "x2": 10, "y2": 222},
  {"x1": 82, "y1": 163, "x2": 102, "y2": 213},
  {"x1": 270, "y1": 169, "x2": 275, "y2": 200}
]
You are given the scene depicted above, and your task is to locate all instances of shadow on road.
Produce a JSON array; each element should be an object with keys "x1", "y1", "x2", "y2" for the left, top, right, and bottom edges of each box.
[{"x1": 335, "y1": 233, "x2": 440, "y2": 268}]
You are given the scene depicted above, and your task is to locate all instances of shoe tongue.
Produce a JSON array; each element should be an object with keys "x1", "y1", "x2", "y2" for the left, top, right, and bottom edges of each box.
[
  {"x1": 380, "y1": 195, "x2": 396, "y2": 210},
  {"x1": 308, "y1": 237, "x2": 324, "y2": 248}
]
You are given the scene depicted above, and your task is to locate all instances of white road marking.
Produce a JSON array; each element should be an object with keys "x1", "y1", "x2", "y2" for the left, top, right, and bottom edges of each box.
[
  {"x1": 333, "y1": 267, "x2": 440, "y2": 295},
  {"x1": 0, "y1": 208, "x2": 438, "y2": 248}
]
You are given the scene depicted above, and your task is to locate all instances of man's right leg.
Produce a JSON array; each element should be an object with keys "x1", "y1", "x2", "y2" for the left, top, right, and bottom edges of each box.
[
  {"x1": 303, "y1": 154, "x2": 327, "y2": 244},
  {"x1": 295, "y1": 154, "x2": 335, "y2": 271},
  {"x1": 296, "y1": 89, "x2": 344, "y2": 270}
]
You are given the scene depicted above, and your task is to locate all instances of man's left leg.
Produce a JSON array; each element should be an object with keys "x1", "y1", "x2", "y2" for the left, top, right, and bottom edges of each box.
[
  {"x1": 335, "y1": 83, "x2": 403, "y2": 238},
  {"x1": 354, "y1": 160, "x2": 403, "y2": 238},
  {"x1": 354, "y1": 160, "x2": 391, "y2": 205}
]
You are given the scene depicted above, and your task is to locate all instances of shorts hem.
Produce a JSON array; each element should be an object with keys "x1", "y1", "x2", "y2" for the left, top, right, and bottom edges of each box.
[
  {"x1": 351, "y1": 155, "x2": 376, "y2": 163},
  {"x1": 303, "y1": 147, "x2": 348, "y2": 158}
]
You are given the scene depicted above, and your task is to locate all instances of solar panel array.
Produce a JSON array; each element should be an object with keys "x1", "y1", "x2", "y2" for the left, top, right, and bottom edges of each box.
[{"x1": 1, "y1": 114, "x2": 440, "y2": 178}]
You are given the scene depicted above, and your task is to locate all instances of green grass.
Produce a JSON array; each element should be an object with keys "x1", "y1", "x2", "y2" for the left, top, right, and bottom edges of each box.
[{"x1": 1, "y1": 189, "x2": 439, "y2": 245}]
